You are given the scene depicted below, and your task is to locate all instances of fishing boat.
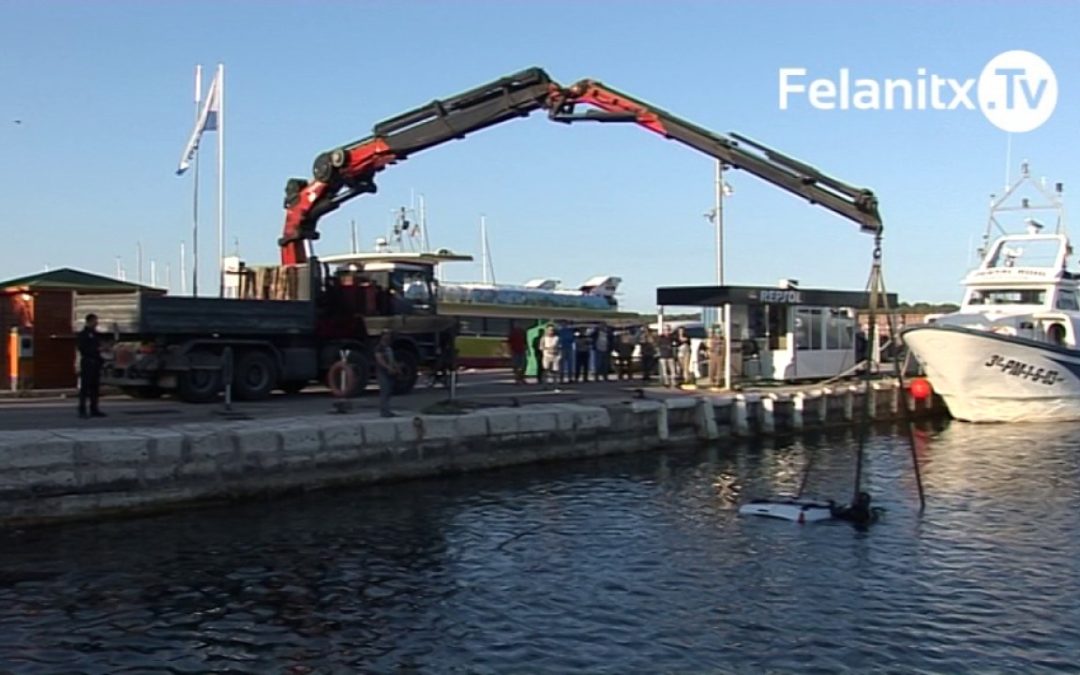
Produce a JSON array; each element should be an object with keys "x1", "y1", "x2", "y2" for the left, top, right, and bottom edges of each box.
[{"x1": 902, "y1": 163, "x2": 1079, "y2": 422}]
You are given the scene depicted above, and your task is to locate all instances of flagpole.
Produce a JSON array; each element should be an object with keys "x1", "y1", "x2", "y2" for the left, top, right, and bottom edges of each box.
[
  {"x1": 217, "y1": 63, "x2": 225, "y2": 297},
  {"x1": 192, "y1": 64, "x2": 202, "y2": 297}
]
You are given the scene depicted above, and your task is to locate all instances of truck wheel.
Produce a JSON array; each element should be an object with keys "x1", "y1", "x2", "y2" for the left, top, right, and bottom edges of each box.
[
  {"x1": 233, "y1": 351, "x2": 278, "y2": 401},
  {"x1": 120, "y1": 386, "x2": 163, "y2": 400},
  {"x1": 391, "y1": 349, "x2": 419, "y2": 395},
  {"x1": 178, "y1": 352, "x2": 222, "y2": 403}
]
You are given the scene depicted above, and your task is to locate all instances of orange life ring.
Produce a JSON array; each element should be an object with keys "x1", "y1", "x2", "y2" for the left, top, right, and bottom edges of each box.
[{"x1": 326, "y1": 361, "x2": 357, "y2": 397}]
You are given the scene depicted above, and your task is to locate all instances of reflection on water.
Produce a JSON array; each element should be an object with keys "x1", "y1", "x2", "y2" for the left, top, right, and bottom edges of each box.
[{"x1": 2, "y1": 422, "x2": 1080, "y2": 672}]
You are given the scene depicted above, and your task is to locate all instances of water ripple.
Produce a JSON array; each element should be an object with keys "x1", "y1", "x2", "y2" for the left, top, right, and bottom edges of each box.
[{"x1": 2, "y1": 421, "x2": 1080, "y2": 671}]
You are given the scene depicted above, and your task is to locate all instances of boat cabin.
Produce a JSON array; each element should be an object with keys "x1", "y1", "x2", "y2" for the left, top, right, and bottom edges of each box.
[{"x1": 947, "y1": 232, "x2": 1080, "y2": 348}]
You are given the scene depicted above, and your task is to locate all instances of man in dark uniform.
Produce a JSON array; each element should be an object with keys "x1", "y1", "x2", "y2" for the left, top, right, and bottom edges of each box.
[{"x1": 77, "y1": 313, "x2": 106, "y2": 419}]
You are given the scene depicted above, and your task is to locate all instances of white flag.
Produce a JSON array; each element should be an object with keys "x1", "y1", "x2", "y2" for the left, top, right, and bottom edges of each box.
[{"x1": 176, "y1": 70, "x2": 221, "y2": 175}]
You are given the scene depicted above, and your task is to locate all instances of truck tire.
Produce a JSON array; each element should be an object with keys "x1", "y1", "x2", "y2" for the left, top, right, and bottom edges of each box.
[
  {"x1": 391, "y1": 348, "x2": 419, "y2": 395},
  {"x1": 177, "y1": 351, "x2": 222, "y2": 403},
  {"x1": 233, "y1": 350, "x2": 278, "y2": 401}
]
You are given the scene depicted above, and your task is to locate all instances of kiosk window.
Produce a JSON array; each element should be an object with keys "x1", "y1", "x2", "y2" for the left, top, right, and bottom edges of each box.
[
  {"x1": 811, "y1": 311, "x2": 824, "y2": 350},
  {"x1": 797, "y1": 309, "x2": 824, "y2": 350},
  {"x1": 795, "y1": 310, "x2": 811, "y2": 350}
]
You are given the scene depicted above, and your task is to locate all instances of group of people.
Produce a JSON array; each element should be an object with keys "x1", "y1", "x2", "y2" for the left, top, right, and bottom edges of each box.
[
  {"x1": 506, "y1": 322, "x2": 729, "y2": 389},
  {"x1": 651, "y1": 324, "x2": 728, "y2": 389}
]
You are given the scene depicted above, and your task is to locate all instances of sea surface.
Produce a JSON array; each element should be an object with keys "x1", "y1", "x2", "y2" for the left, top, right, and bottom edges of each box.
[{"x1": 2, "y1": 422, "x2": 1079, "y2": 673}]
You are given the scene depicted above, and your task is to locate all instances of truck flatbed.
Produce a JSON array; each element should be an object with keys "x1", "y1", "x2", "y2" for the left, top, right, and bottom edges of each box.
[{"x1": 75, "y1": 293, "x2": 315, "y2": 337}]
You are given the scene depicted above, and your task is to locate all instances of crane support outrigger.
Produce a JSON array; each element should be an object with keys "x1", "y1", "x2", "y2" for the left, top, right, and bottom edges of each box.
[{"x1": 280, "y1": 67, "x2": 882, "y2": 265}]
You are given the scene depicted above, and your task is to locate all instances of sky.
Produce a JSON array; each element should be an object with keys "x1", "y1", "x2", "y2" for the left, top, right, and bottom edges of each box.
[{"x1": 1, "y1": 0, "x2": 1077, "y2": 312}]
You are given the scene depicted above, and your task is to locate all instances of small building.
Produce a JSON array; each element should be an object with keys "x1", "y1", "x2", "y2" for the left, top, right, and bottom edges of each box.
[
  {"x1": 657, "y1": 282, "x2": 897, "y2": 383},
  {"x1": 0, "y1": 269, "x2": 162, "y2": 390}
]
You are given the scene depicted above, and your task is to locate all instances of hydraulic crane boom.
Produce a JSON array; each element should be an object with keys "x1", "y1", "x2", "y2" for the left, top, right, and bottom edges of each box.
[
  {"x1": 280, "y1": 68, "x2": 555, "y2": 265},
  {"x1": 280, "y1": 68, "x2": 882, "y2": 265},
  {"x1": 545, "y1": 79, "x2": 882, "y2": 235}
]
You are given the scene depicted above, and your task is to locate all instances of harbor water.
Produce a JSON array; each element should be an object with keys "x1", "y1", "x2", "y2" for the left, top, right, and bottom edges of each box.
[{"x1": 2, "y1": 422, "x2": 1079, "y2": 673}]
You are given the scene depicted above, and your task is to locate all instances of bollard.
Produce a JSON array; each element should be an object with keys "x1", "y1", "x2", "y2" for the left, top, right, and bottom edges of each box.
[
  {"x1": 761, "y1": 395, "x2": 776, "y2": 435},
  {"x1": 792, "y1": 393, "x2": 805, "y2": 430},
  {"x1": 696, "y1": 397, "x2": 719, "y2": 440},
  {"x1": 843, "y1": 385, "x2": 855, "y2": 422},
  {"x1": 656, "y1": 403, "x2": 670, "y2": 441},
  {"x1": 733, "y1": 394, "x2": 750, "y2": 437}
]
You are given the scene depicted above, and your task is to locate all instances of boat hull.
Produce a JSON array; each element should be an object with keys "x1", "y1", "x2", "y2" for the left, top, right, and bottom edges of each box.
[{"x1": 902, "y1": 324, "x2": 1080, "y2": 422}]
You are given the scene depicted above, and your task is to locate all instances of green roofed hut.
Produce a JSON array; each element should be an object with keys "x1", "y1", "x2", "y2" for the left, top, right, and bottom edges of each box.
[{"x1": 0, "y1": 269, "x2": 163, "y2": 390}]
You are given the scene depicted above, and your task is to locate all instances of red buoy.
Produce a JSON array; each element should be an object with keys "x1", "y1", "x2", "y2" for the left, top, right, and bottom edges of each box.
[{"x1": 909, "y1": 378, "x2": 932, "y2": 400}]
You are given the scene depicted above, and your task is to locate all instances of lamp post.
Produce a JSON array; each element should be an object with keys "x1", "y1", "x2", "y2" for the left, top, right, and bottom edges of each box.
[
  {"x1": 704, "y1": 161, "x2": 734, "y2": 389},
  {"x1": 704, "y1": 161, "x2": 734, "y2": 285}
]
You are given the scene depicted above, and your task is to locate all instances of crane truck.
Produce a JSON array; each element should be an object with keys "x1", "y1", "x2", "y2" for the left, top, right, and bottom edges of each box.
[{"x1": 75, "y1": 67, "x2": 882, "y2": 403}]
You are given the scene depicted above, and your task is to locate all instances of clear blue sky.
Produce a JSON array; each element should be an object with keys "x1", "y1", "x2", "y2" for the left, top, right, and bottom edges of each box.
[{"x1": 1, "y1": 1, "x2": 1077, "y2": 311}]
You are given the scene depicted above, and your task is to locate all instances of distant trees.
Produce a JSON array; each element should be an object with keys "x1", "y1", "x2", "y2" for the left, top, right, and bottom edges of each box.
[{"x1": 895, "y1": 302, "x2": 960, "y2": 313}]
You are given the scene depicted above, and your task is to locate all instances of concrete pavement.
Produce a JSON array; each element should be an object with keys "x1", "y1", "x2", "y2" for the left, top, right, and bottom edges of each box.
[{"x1": 0, "y1": 370, "x2": 669, "y2": 432}]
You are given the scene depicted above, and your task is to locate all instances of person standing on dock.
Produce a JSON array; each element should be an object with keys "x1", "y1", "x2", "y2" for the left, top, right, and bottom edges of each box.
[
  {"x1": 708, "y1": 326, "x2": 726, "y2": 389},
  {"x1": 594, "y1": 325, "x2": 611, "y2": 381},
  {"x1": 541, "y1": 324, "x2": 561, "y2": 385},
  {"x1": 557, "y1": 322, "x2": 575, "y2": 384},
  {"x1": 77, "y1": 313, "x2": 106, "y2": 419},
  {"x1": 574, "y1": 329, "x2": 592, "y2": 382},
  {"x1": 639, "y1": 329, "x2": 657, "y2": 383},
  {"x1": 615, "y1": 329, "x2": 635, "y2": 380},
  {"x1": 507, "y1": 324, "x2": 527, "y2": 384},
  {"x1": 657, "y1": 326, "x2": 676, "y2": 387},
  {"x1": 531, "y1": 327, "x2": 545, "y2": 384},
  {"x1": 374, "y1": 330, "x2": 400, "y2": 418},
  {"x1": 676, "y1": 326, "x2": 693, "y2": 386}
]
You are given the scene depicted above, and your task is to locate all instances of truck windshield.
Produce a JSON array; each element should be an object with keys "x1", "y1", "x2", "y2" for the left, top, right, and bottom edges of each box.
[{"x1": 395, "y1": 270, "x2": 435, "y2": 312}]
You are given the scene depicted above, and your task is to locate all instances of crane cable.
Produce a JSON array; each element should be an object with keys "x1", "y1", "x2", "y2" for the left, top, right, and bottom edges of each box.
[{"x1": 857, "y1": 233, "x2": 926, "y2": 512}]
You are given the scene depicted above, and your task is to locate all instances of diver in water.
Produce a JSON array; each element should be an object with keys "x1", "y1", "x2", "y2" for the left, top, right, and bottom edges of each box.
[{"x1": 830, "y1": 491, "x2": 879, "y2": 526}]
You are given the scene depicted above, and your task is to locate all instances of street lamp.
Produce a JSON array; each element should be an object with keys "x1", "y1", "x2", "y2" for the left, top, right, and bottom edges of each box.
[
  {"x1": 703, "y1": 160, "x2": 734, "y2": 390},
  {"x1": 703, "y1": 161, "x2": 734, "y2": 285}
]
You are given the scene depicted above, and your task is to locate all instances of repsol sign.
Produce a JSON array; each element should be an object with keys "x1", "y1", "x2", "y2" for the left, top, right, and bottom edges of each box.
[{"x1": 756, "y1": 289, "x2": 803, "y2": 304}]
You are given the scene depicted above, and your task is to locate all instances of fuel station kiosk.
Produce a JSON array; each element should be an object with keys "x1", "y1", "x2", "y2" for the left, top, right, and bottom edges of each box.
[{"x1": 656, "y1": 281, "x2": 897, "y2": 387}]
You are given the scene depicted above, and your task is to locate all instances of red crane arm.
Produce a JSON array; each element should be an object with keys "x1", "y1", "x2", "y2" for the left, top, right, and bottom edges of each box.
[
  {"x1": 280, "y1": 68, "x2": 555, "y2": 265},
  {"x1": 279, "y1": 69, "x2": 883, "y2": 266},
  {"x1": 546, "y1": 79, "x2": 882, "y2": 234}
]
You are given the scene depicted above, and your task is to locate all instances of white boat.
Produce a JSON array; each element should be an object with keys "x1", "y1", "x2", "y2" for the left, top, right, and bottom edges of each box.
[{"x1": 902, "y1": 163, "x2": 1080, "y2": 422}]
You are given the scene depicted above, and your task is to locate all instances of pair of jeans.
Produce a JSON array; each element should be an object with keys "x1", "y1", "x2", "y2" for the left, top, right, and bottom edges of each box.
[{"x1": 659, "y1": 358, "x2": 677, "y2": 386}]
